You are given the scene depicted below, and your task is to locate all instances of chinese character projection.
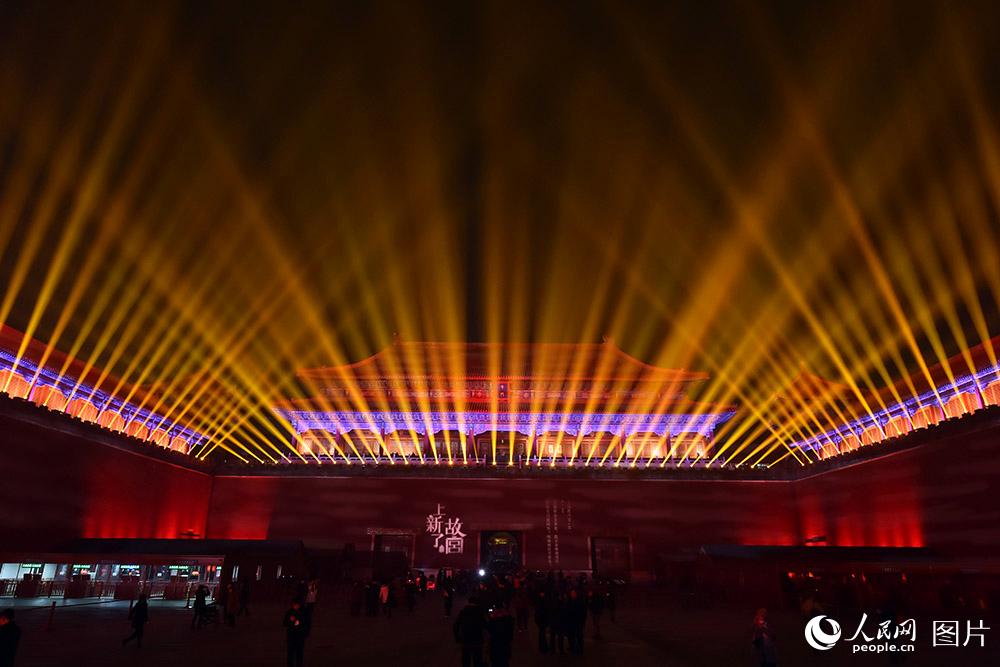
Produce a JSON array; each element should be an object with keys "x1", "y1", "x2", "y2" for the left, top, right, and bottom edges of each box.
[{"x1": 426, "y1": 503, "x2": 466, "y2": 554}]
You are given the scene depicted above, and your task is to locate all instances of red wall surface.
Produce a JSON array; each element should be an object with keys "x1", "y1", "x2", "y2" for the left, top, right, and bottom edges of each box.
[
  {"x1": 0, "y1": 412, "x2": 213, "y2": 551},
  {"x1": 3, "y1": 400, "x2": 1000, "y2": 572},
  {"x1": 205, "y1": 475, "x2": 798, "y2": 572},
  {"x1": 792, "y1": 417, "x2": 1000, "y2": 554}
]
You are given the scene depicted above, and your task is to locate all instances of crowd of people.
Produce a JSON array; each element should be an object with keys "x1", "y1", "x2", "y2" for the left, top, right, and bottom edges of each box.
[
  {"x1": 448, "y1": 570, "x2": 619, "y2": 666},
  {"x1": 0, "y1": 569, "x2": 623, "y2": 666},
  {"x1": 348, "y1": 572, "x2": 428, "y2": 618},
  {"x1": 338, "y1": 568, "x2": 620, "y2": 666}
]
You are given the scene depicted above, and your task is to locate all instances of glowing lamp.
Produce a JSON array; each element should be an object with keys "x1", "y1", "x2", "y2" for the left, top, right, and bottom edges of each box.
[
  {"x1": 125, "y1": 421, "x2": 150, "y2": 440},
  {"x1": 884, "y1": 416, "x2": 911, "y2": 439},
  {"x1": 982, "y1": 381, "x2": 1000, "y2": 408},
  {"x1": 839, "y1": 434, "x2": 861, "y2": 452},
  {"x1": 298, "y1": 429, "x2": 336, "y2": 455},
  {"x1": 67, "y1": 397, "x2": 99, "y2": 423},
  {"x1": 819, "y1": 441, "x2": 839, "y2": 459},
  {"x1": 30, "y1": 384, "x2": 68, "y2": 411},
  {"x1": 149, "y1": 428, "x2": 169, "y2": 447},
  {"x1": 0, "y1": 370, "x2": 31, "y2": 399},
  {"x1": 98, "y1": 410, "x2": 126, "y2": 431},
  {"x1": 860, "y1": 426, "x2": 883, "y2": 446},
  {"x1": 672, "y1": 432, "x2": 709, "y2": 458},
  {"x1": 943, "y1": 391, "x2": 982, "y2": 419},
  {"x1": 910, "y1": 405, "x2": 943, "y2": 429}
]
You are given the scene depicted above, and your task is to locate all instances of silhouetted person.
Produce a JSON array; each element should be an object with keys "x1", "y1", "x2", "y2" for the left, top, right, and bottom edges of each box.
[
  {"x1": 589, "y1": 583, "x2": 605, "y2": 639},
  {"x1": 513, "y1": 585, "x2": 529, "y2": 632},
  {"x1": 349, "y1": 580, "x2": 363, "y2": 616},
  {"x1": 225, "y1": 582, "x2": 239, "y2": 626},
  {"x1": 0, "y1": 609, "x2": 20, "y2": 667},
  {"x1": 365, "y1": 581, "x2": 379, "y2": 616},
  {"x1": 192, "y1": 585, "x2": 209, "y2": 629},
  {"x1": 405, "y1": 579, "x2": 417, "y2": 612},
  {"x1": 122, "y1": 595, "x2": 149, "y2": 648},
  {"x1": 443, "y1": 580, "x2": 454, "y2": 617},
  {"x1": 379, "y1": 582, "x2": 393, "y2": 618},
  {"x1": 551, "y1": 592, "x2": 569, "y2": 654},
  {"x1": 295, "y1": 579, "x2": 308, "y2": 602},
  {"x1": 306, "y1": 579, "x2": 319, "y2": 612},
  {"x1": 752, "y1": 608, "x2": 778, "y2": 667},
  {"x1": 238, "y1": 578, "x2": 251, "y2": 616},
  {"x1": 533, "y1": 590, "x2": 550, "y2": 653},
  {"x1": 283, "y1": 599, "x2": 308, "y2": 667},
  {"x1": 567, "y1": 588, "x2": 587, "y2": 654},
  {"x1": 487, "y1": 606, "x2": 515, "y2": 667},
  {"x1": 453, "y1": 595, "x2": 487, "y2": 667}
]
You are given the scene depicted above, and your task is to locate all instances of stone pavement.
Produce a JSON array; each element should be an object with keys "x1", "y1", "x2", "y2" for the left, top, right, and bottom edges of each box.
[{"x1": 3, "y1": 588, "x2": 997, "y2": 666}]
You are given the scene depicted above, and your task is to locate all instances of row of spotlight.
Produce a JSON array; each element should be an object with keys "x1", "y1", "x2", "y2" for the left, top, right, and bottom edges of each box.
[
  {"x1": 0, "y1": 368, "x2": 197, "y2": 454},
  {"x1": 809, "y1": 373, "x2": 1000, "y2": 460}
]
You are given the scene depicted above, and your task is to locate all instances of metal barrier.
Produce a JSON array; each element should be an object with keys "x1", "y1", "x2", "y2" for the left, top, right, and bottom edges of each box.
[{"x1": 1, "y1": 578, "x2": 218, "y2": 600}]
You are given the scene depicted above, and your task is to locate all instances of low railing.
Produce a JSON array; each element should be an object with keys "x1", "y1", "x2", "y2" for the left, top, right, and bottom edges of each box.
[
  {"x1": 0, "y1": 579, "x2": 72, "y2": 598},
  {"x1": 0, "y1": 579, "x2": 217, "y2": 600}
]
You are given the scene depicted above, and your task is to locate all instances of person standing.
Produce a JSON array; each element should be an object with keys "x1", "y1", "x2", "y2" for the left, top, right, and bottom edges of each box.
[
  {"x1": 606, "y1": 581, "x2": 617, "y2": 623},
  {"x1": 238, "y1": 578, "x2": 251, "y2": 617},
  {"x1": 0, "y1": 609, "x2": 21, "y2": 667},
  {"x1": 589, "y1": 582, "x2": 605, "y2": 639},
  {"x1": 443, "y1": 579, "x2": 454, "y2": 618},
  {"x1": 453, "y1": 596, "x2": 487, "y2": 667},
  {"x1": 551, "y1": 592, "x2": 569, "y2": 654},
  {"x1": 513, "y1": 584, "x2": 529, "y2": 633},
  {"x1": 365, "y1": 580, "x2": 379, "y2": 617},
  {"x1": 192, "y1": 585, "x2": 209, "y2": 629},
  {"x1": 283, "y1": 600, "x2": 308, "y2": 667},
  {"x1": 225, "y1": 583, "x2": 240, "y2": 627},
  {"x1": 567, "y1": 588, "x2": 587, "y2": 655},
  {"x1": 404, "y1": 578, "x2": 417, "y2": 612},
  {"x1": 752, "y1": 608, "x2": 778, "y2": 667},
  {"x1": 379, "y1": 581, "x2": 393, "y2": 618},
  {"x1": 305, "y1": 579, "x2": 319, "y2": 615},
  {"x1": 487, "y1": 606, "x2": 515, "y2": 667},
  {"x1": 122, "y1": 594, "x2": 149, "y2": 648},
  {"x1": 349, "y1": 579, "x2": 363, "y2": 616},
  {"x1": 533, "y1": 590, "x2": 550, "y2": 653}
]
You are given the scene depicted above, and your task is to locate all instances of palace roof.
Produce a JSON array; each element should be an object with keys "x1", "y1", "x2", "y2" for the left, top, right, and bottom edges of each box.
[{"x1": 297, "y1": 339, "x2": 709, "y2": 384}]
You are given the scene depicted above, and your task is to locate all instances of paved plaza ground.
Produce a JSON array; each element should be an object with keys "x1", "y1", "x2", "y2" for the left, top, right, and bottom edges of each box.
[{"x1": 4, "y1": 588, "x2": 998, "y2": 666}]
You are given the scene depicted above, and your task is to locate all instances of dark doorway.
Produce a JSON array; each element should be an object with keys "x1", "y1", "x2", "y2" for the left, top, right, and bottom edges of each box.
[
  {"x1": 479, "y1": 531, "x2": 522, "y2": 573},
  {"x1": 591, "y1": 537, "x2": 630, "y2": 579},
  {"x1": 373, "y1": 533, "x2": 413, "y2": 580}
]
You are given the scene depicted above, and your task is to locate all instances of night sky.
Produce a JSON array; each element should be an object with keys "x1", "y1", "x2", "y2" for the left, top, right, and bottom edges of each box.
[{"x1": 0, "y1": 0, "x2": 998, "y2": 436}]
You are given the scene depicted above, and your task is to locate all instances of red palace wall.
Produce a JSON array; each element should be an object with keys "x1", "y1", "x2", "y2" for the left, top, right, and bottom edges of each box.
[
  {"x1": 2, "y1": 401, "x2": 1000, "y2": 570},
  {"x1": 0, "y1": 411, "x2": 213, "y2": 551},
  {"x1": 204, "y1": 475, "x2": 798, "y2": 572},
  {"x1": 792, "y1": 417, "x2": 1000, "y2": 554}
]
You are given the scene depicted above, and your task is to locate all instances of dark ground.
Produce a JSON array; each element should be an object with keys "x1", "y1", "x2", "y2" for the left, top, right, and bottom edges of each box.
[{"x1": 4, "y1": 587, "x2": 998, "y2": 666}]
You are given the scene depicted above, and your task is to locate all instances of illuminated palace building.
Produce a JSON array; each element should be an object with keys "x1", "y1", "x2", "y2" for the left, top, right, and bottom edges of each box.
[
  {"x1": 2, "y1": 328, "x2": 1000, "y2": 597},
  {"x1": 276, "y1": 340, "x2": 736, "y2": 466}
]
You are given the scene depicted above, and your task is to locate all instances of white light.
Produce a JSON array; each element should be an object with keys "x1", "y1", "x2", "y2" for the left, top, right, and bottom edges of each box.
[{"x1": 477, "y1": 568, "x2": 486, "y2": 577}]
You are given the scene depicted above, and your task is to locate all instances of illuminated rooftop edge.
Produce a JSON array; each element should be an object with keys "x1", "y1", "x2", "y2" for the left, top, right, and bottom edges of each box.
[
  {"x1": 0, "y1": 350, "x2": 209, "y2": 447},
  {"x1": 791, "y1": 363, "x2": 1000, "y2": 453},
  {"x1": 274, "y1": 407, "x2": 736, "y2": 439}
]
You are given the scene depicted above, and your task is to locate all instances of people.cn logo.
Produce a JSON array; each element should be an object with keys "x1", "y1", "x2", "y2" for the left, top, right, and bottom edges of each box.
[{"x1": 805, "y1": 615, "x2": 843, "y2": 651}]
